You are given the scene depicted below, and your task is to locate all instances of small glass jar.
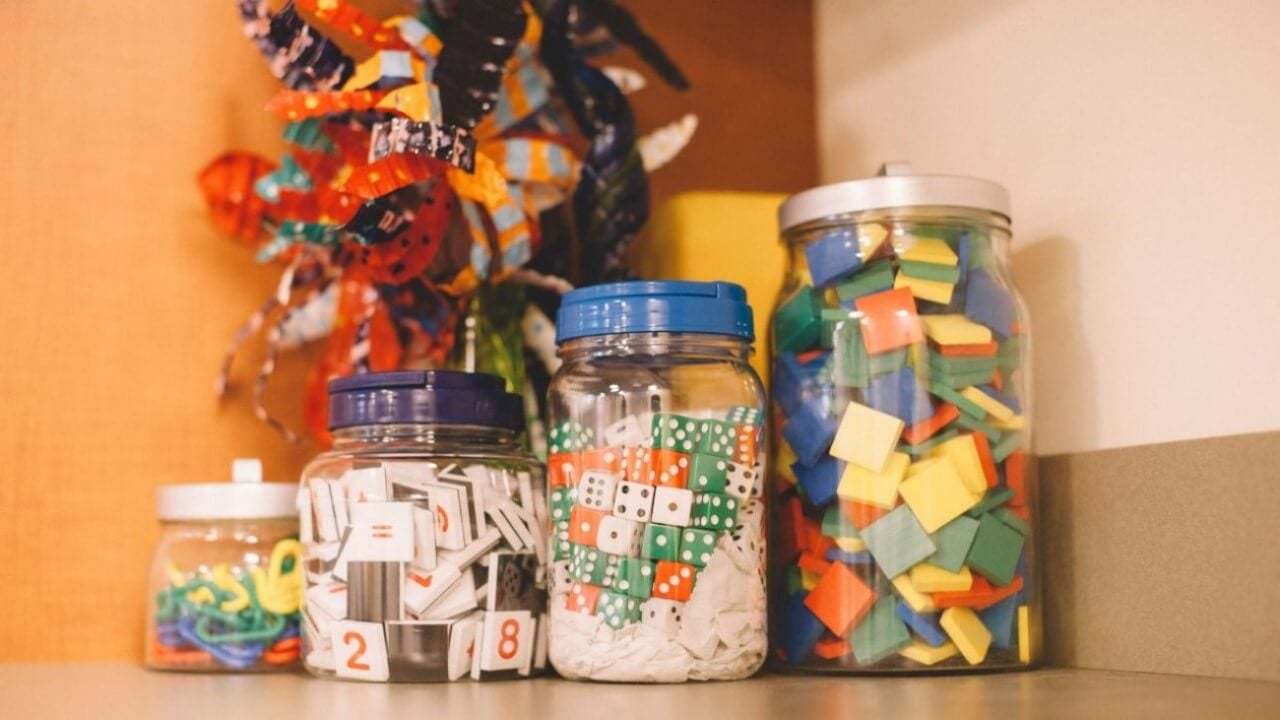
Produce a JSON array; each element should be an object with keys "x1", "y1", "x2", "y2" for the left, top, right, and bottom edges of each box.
[
  {"x1": 146, "y1": 459, "x2": 302, "y2": 671},
  {"x1": 769, "y1": 164, "x2": 1039, "y2": 672},
  {"x1": 547, "y1": 280, "x2": 768, "y2": 682},
  {"x1": 299, "y1": 370, "x2": 545, "y2": 682}
]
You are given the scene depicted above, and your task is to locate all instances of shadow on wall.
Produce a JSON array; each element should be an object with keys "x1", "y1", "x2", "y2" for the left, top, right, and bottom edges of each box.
[{"x1": 1012, "y1": 236, "x2": 1096, "y2": 453}]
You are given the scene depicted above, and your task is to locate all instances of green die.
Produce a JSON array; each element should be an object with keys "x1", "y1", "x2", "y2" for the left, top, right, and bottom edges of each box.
[
  {"x1": 725, "y1": 405, "x2": 761, "y2": 424},
  {"x1": 966, "y1": 513, "x2": 1024, "y2": 586},
  {"x1": 695, "y1": 419, "x2": 737, "y2": 458},
  {"x1": 615, "y1": 557, "x2": 655, "y2": 599},
  {"x1": 687, "y1": 454, "x2": 729, "y2": 492},
  {"x1": 552, "y1": 520, "x2": 571, "y2": 560},
  {"x1": 691, "y1": 492, "x2": 738, "y2": 531},
  {"x1": 677, "y1": 528, "x2": 718, "y2": 567},
  {"x1": 641, "y1": 523, "x2": 681, "y2": 561},
  {"x1": 550, "y1": 487, "x2": 576, "y2": 522},
  {"x1": 595, "y1": 590, "x2": 641, "y2": 629},
  {"x1": 549, "y1": 420, "x2": 593, "y2": 453},
  {"x1": 774, "y1": 285, "x2": 822, "y2": 352},
  {"x1": 650, "y1": 413, "x2": 700, "y2": 452},
  {"x1": 569, "y1": 544, "x2": 619, "y2": 587}
]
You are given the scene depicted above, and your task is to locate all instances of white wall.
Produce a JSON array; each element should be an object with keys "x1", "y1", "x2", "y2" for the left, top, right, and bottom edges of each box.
[{"x1": 816, "y1": 0, "x2": 1280, "y2": 454}]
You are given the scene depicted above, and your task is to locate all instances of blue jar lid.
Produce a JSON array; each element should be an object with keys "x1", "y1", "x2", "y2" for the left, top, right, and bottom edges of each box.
[
  {"x1": 556, "y1": 280, "x2": 755, "y2": 343},
  {"x1": 328, "y1": 370, "x2": 524, "y2": 431}
]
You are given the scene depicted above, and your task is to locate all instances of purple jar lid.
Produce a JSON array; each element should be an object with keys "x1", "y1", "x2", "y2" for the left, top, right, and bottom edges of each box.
[{"x1": 328, "y1": 370, "x2": 524, "y2": 431}]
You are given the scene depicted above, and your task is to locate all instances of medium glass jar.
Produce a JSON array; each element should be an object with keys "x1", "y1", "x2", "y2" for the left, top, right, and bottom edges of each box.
[
  {"x1": 769, "y1": 164, "x2": 1039, "y2": 672},
  {"x1": 547, "y1": 280, "x2": 768, "y2": 682},
  {"x1": 146, "y1": 459, "x2": 301, "y2": 671},
  {"x1": 299, "y1": 370, "x2": 546, "y2": 682}
]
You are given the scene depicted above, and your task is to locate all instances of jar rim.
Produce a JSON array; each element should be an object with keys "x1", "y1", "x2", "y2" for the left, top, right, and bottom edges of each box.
[{"x1": 779, "y1": 173, "x2": 1011, "y2": 232}]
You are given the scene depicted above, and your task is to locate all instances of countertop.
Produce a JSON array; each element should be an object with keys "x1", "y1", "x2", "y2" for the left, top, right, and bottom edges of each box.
[{"x1": 1, "y1": 664, "x2": 1277, "y2": 719}]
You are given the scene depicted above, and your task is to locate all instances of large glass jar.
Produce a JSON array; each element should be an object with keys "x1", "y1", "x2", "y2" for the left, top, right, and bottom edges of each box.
[
  {"x1": 299, "y1": 370, "x2": 546, "y2": 682},
  {"x1": 146, "y1": 459, "x2": 301, "y2": 671},
  {"x1": 769, "y1": 164, "x2": 1038, "y2": 672},
  {"x1": 547, "y1": 281, "x2": 768, "y2": 682}
]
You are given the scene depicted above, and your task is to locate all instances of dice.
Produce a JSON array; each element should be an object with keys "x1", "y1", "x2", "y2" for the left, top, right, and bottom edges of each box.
[
  {"x1": 696, "y1": 419, "x2": 737, "y2": 458},
  {"x1": 640, "y1": 597, "x2": 685, "y2": 636},
  {"x1": 578, "y1": 470, "x2": 619, "y2": 510},
  {"x1": 612, "y1": 481, "x2": 655, "y2": 522},
  {"x1": 547, "y1": 452, "x2": 579, "y2": 489},
  {"x1": 550, "y1": 487, "x2": 577, "y2": 522},
  {"x1": 725, "y1": 405, "x2": 762, "y2": 424},
  {"x1": 647, "y1": 449, "x2": 690, "y2": 487},
  {"x1": 579, "y1": 448, "x2": 622, "y2": 475},
  {"x1": 687, "y1": 454, "x2": 729, "y2": 493},
  {"x1": 641, "y1": 523, "x2": 681, "y2": 561},
  {"x1": 651, "y1": 560, "x2": 696, "y2": 601},
  {"x1": 551, "y1": 519, "x2": 570, "y2": 560},
  {"x1": 595, "y1": 590, "x2": 641, "y2": 629},
  {"x1": 621, "y1": 447, "x2": 651, "y2": 484},
  {"x1": 604, "y1": 416, "x2": 646, "y2": 447},
  {"x1": 651, "y1": 486, "x2": 694, "y2": 526},
  {"x1": 651, "y1": 413, "x2": 699, "y2": 453},
  {"x1": 549, "y1": 559, "x2": 574, "y2": 597},
  {"x1": 596, "y1": 515, "x2": 643, "y2": 557},
  {"x1": 568, "y1": 505, "x2": 606, "y2": 546},
  {"x1": 734, "y1": 424, "x2": 760, "y2": 464},
  {"x1": 549, "y1": 421, "x2": 594, "y2": 453},
  {"x1": 568, "y1": 544, "x2": 619, "y2": 586},
  {"x1": 566, "y1": 582, "x2": 602, "y2": 614},
  {"x1": 615, "y1": 557, "x2": 655, "y2": 599},
  {"x1": 725, "y1": 462, "x2": 762, "y2": 502},
  {"x1": 678, "y1": 528, "x2": 718, "y2": 567},
  {"x1": 691, "y1": 492, "x2": 738, "y2": 530}
]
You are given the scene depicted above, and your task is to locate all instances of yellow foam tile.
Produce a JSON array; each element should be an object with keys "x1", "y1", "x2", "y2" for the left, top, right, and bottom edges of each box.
[
  {"x1": 776, "y1": 438, "x2": 798, "y2": 484},
  {"x1": 837, "y1": 452, "x2": 909, "y2": 508},
  {"x1": 960, "y1": 387, "x2": 1015, "y2": 422},
  {"x1": 904, "y1": 457, "x2": 940, "y2": 477},
  {"x1": 894, "y1": 272, "x2": 955, "y2": 304},
  {"x1": 834, "y1": 536, "x2": 867, "y2": 552},
  {"x1": 800, "y1": 568, "x2": 821, "y2": 590},
  {"x1": 909, "y1": 563, "x2": 974, "y2": 592},
  {"x1": 831, "y1": 401, "x2": 905, "y2": 472},
  {"x1": 921, "y1": 314, "x2": 993, "y2": 346},
  {"x1": 940, "y1": 607, "x2": 992, "y2": 665},
  {"x1": 892, "y1": 574, "x2": 936, "y2": 613},
  {"x1": 899, "y1": 639, "x2": 959, "y2": 666},
  {"x1": 1018, "y1": 605, "x2": 1032, "y2": 663},
  {"x1": 897, "y1": 456, "x2": 977, "y2": 533},
  {"x1": 928, "y1": 434, "x2": 987, "y2": 497},
  {"x1": 991, "y1": 414, "x2": 1025, "y2": 432},
  {"x1": 859, "y1": 223, "x2": 889, "y2": 260},
  {"x1": 898, "y1": 237, "x2": 958, "y2": 266}
]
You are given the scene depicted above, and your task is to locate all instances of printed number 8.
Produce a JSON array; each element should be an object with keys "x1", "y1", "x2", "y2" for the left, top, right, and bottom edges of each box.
[
  {"x1": 497, "y1": 618, "x2": 520, "y2": 660},
  {"x1": 343, "y1": 631, "x2": 370, "y2": 670}
]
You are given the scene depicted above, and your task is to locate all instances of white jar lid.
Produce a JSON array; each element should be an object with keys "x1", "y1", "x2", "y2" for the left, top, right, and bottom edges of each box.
[
  {"x1": 156, "y1": 458, "x2": 297, "y2": 521},
  {"x1": 778, "y1": 162, "x2": 1011, "y2": 232}
]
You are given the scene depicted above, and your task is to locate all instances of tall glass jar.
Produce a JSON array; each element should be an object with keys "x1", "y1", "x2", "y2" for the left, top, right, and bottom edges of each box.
[
  {"x1": 146, "y1": 459, "x2": 301, "y2": 672},
  {"x1": 299, "y1": 370, "x2": 546, "y2": 682},
  {"x1": 547, "y1": 281, "x2": 768, "y2": 682},
  {"x1": 769, "y1": 164, "x2": 1039, "y2": 672}
]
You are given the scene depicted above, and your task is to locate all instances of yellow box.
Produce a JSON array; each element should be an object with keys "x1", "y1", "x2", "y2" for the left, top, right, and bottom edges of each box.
[
  {"x1": 929, "y1": 434, "x2": 987, "y2": 497},
  {"x1": 894, "y1": 272, "x2": 955, "y2": 304},
  {"x1": 837, "y1": 451, "x2": 909, "y2": 508},
  {"x1": 909, "y1": 563, "x2": 974, "y2": 592},
  {"x1": 631, "y1": 192, "x2": 788, "y2": 382},
  {"x1": 892, "y1": 574, "x2": 936, "y2": 613},
  {"x1": 831, "y1": 401, "x2": 905, "y2": 472},
  {"x1": 834, "y1": 536, "x2": 867, "y2": 552},
  {"x1": 899, "y1": 639, "x2": 959, "y2": 666},
  {"x1": 898, "y1": 237, "x2": 958, "y2": 266},
  {"x1": 960, "y1": 387, "x2": 1015, "y2": 422},
  {"x1": 898, "y1": 456, "x2": 977, "y2": 532},
  {"x1": 921, "y1": 314, "x2": 993, "y2": 345},
  {"x1": 940, "y1": 607, "x2": 992, "y2": 665},
  {"x1": 991, "y1": 414, "x2": 1025, "y2": 432}
]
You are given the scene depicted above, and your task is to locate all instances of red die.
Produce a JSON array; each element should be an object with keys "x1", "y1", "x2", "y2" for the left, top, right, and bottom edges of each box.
[
  {"x1": 568, "y1": 505, "x2": 607, "y2": 546},
  {"x1": 548, "y1": 452, "x2": 579, "y2": 489},
  {"x1": 579, "y1": 447, "x2": 623, "y2": 475},
  {"x1": 651, "y1": 561, "x2": 696, "y2": 601},
  {"x1": 647, "y1": 449, "x2": 690, "y2": 488},
  {"x1": 621, "y1": 446, "x2": 651, "y2": 484},
  {"x1": 734, "y1": 424, "x2": 760, "y2": 464},
  {"x1": 566, "y1": 582, "x2": 601, "y2": 614}
]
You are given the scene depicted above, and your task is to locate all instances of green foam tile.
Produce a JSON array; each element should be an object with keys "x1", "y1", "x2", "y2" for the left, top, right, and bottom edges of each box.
[
  {"x1": 966, "y1": 513, "x2": 1024, "y2": 586},
  {"x1": 927, "y1": 515, "x2": 981, "y2": 572},
  {"x1": 851, "y1": 595, "x2": 912, "y2": 665}
]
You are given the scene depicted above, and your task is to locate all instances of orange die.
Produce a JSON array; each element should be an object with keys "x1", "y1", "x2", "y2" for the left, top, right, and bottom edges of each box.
[
  {"x1": 547, "y1": 452, "x2": 579, "y2": 489},
  {"x1": 734, "y1": 424, "x2": 759, "y2": 464},
  {"x1": 803, "y1": 561, "x2": 876, "y2": 636},
  {"x1": 579, "y1": 447, "x2": 623, "y2": 475},
  {"x1": 568, "y1": 505, "x2": 607, "y2": 546},
  {"x1": 855, "y1": 287, "x2": 924, "y2": 354},
  {"x1": 566, "y1": 582, "x2": 602, "y2": 614},
  {"x1": 651, "y1": 561, "x2": 696, "y2": 601},
  {"x1": 647, "y1": 449, "x2": 690, "y2": 488},
  {"x1": 621, "y1": 446, "x2": 651, "y2": 484}
]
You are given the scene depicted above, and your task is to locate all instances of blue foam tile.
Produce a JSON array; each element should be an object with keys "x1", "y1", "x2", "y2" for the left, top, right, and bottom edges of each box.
[
  {"x1": 965, "y1": 269, "x2": 1016, "y2": 339},
  {"x1": 979, "y1": 595, "x2": 1019, "y2": 649},
  {"x1": 782, "y1": 401, "x2": 837, "y2": 467},
  {"x1": 825, "y1": 548, "x2": 874, "y2": 565},
  {"x1": 792, "y1": 455, "x2": 842, "y2": 508},
  {"x1": 865, "y1": 367, "x2": 935, "y2": 424},
  {"x1": 895, "y1": 600, "x2": 948, "y2": 647},
  {"x1": 779, "y1": 592, "x2": 827, "y2": 663},
  {"x1": 805, "y1": 226, "x2": 864, "y2": 288}
]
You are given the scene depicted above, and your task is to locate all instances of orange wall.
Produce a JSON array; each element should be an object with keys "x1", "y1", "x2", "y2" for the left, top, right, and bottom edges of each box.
[{"x1": 0, "y1": 2, "x2": 813, "y2": 660}]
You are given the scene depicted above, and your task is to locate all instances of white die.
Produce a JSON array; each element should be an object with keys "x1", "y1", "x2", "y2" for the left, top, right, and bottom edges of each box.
[
  {"x1": 612, "y1": 481, "x2": 655, "y2": 522},
  {"x1": 577, "y1": 470, "x2": 619, "y2": 510},
  {"x1": 596, "y1": 515, "x2": 643, "y2": 557},
  {"x1": 640, "y1": 597, "x2": 684, "y2": 636},
  {"x1": 650, "y1": 486, "x2": 694, "y2": 527},
  {"x1": 604, "y1": 416, "x2": 646, "y2": 447},
  {"x1": 549, "y1": 560, "x2": 574, "y2": 597},
  {"x1": 725, "y1": 462, "x2": 762, "y2": 501}
]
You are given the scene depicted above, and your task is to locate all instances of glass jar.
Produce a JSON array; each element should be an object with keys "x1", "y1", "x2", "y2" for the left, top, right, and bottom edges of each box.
[
  {"x1": 146, "y1": 459, "x2": 302, "y2": 671},
  {"x1": 769, "y1": 164, "x2": 1038, "y2": 672},
  {"x1": 547, "y1": 281, "x2": 768, "y2": 682},
  {"x1": 299, "y1": 370, "x2": 545, "y2": 682}
]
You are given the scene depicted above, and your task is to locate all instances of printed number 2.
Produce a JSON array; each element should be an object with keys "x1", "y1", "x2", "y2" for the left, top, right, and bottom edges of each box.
[
  {"x1": 343, "y1": 631, "x2": 370, "y2": 670},
  {"x1": 497, "y1": 618, "x2": 521, "y2": 660}
]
